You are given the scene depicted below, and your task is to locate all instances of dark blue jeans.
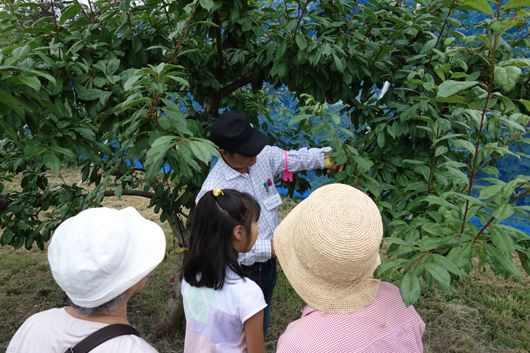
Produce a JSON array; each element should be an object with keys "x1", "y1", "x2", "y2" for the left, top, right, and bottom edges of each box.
[{"x1": 242, "y1": 259, "x2": 277, "y2": 337}]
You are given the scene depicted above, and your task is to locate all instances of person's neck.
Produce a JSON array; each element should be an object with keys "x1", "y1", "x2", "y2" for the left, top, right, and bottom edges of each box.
[
  {"x1": 65, "y1": 303, "x2": 130, "y2": 325},
  {"x1": 236, "y1": 167, "x2": 249, "y2": 174},
  {"x1": 222, "y1": 157, "x2": 249, "y2": 174}
]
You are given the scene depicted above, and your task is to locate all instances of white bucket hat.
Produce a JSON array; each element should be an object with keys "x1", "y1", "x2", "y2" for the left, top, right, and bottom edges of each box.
[
  {"x1": 48, "y1": 207, "x2": 166, "y2": 308},
  {"x1": 274, "y1": 183, "x2": 383, "y2": 314}
]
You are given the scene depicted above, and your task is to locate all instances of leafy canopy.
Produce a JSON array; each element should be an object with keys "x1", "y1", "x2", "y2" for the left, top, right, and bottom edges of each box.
[{"x1": 0, "y1": 0, "x2": 529, "y2": 304}]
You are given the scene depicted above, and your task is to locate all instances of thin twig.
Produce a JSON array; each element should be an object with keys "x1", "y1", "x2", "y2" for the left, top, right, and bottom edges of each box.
[
  {"x1": 86, "y1": 0, "x2": 96, "y2": 22},
  {"x1": 427, "y1": 0, "x2": 456, "y2": 67},
  {"x1": 169, "y1": 1, "x2": 199, "y2": 63},
  {"x1": 459, "y1": 0, "x2": 503, "y2": 237},
  {"x1": 292, "y1": 1, "x2": 310, "y2": 39},
  {"x1": 473, "y1": 187, "x2": 530, "y2": 241},
  {"x1": 161, "y1": 0, "x2": 174, "y2": 31},
  {"x1": 49, "y1": 0, "x2": 60, "y2": 41}
]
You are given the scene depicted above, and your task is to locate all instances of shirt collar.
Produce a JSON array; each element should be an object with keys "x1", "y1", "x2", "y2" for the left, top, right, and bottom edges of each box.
[
  {"x1": 217, "y1": 157, "x2": 248, "y2": 181},
  {"x1": 302, "y1": 306, "x2": 318, "y2": 317}
]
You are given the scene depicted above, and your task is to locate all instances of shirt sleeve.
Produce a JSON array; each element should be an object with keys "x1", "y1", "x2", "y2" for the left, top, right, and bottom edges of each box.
[
  {"x1": 6, "y1": 316, "x2": 31, "y2": 353},
  {"x1": 267, "y1": 145, "x2": 332, "y2": 178},
  {"x1": 276, "y1": 329, "x2": 303, "y2": 353},
  {"x1": 238, "y1": 238, "x2": 272, "y2": 264},
  {"x1": 239, "y1": 281, "x2": 267, "y2": 323}
]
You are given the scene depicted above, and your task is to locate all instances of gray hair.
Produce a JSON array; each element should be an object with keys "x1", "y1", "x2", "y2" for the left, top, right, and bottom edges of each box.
[{"x1": 70, "y1": 290, "x2": 129, "y2": 316}]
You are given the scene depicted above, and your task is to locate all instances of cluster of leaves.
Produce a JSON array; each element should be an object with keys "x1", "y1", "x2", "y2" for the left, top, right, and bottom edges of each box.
[
  {"x1": 0, "y1": 0, "x2": 528, "y2": 305},
  {"x1": 292, "y1": 0, "x2": 530, "y2": 303}
]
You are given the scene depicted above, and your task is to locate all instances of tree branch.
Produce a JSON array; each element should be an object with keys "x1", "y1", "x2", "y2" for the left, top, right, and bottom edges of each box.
[
  {"x1": 473, "y1": 187, "x2": 530, "y2": 241},
  {"x1": 103, "y1": 189, "x2": 156, "y2": 198},
  {"x1": 459, "y1": 0, "x2": 503, "y2": 237},
  {"x1": 427, "y1": 0, "x2": 456, "y2": 67},
  {"x1": 49, "y1": 0, "x2": 60, "y2": 41},
  {"x1": 161, "y1": 0, "x2": 174, "y2": 31},
  {"x1": 214, "y1": 12, "x2": 224, "y2": 71},
  {"x1": 292, "y1": 1, "x2": 310, "y2": 39},
  {"x1": 220, "y1": 76, "x2": 253, "y2": 97}
]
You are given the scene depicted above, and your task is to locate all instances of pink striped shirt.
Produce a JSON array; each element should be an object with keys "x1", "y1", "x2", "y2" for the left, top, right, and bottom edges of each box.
[{"x1": 276, "y1": 282, "x2": 425, "y2": 353}]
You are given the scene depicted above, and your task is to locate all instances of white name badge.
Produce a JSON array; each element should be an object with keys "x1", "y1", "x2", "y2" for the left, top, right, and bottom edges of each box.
[{"x1": 263, "y1": 193, "x2": 283, "y2": 211}]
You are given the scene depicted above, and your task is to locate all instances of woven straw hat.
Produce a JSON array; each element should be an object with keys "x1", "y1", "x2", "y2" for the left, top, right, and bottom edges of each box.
[{"x1": 274, "y1": 183, "x2": 383, "y2": 314}]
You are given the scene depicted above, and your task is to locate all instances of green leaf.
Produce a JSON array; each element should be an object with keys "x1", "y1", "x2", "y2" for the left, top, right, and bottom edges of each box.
[
  {"x1": 518, "y1": 99, "x2": 530, "y2": 112},
  {"x1": 375, "y1": 258, "x2": 407, "y2": 277},
  {"x1": 106, "y1": 58, "x2": 120, "y2": 76},
  {"x1": 295, "y1": 34, "x2": 307, "y2": 50},
  {"x1": 517, "y1": 251, "x2": 530, "y2": 275},
  {"x1": 145, "y1": 136, "x2": 177, "y2": 179},
  {"x1": 430, "y1": 254, "x2": 464, "y2": 277},
  {"x1": 437, "y1": 80, "x2": 479, "y2": 98},
  {"x1": 43, "y1": 152, "x2": 62, "y2": 170},
  {"x1": 491, "y1": 231, "x2": 515, "y2": 255},
  {"x1": 452, "y1": 139, "x2": 476, "y2": 155},
  {"x1": 18, "y1": 76, "x2": 41, "y2": 91},
  {"x1": 353, "y1": 155, "x2": 373, "y2": 173},
  {"x1": 446, "y1": 243, "x2": 472, "y2": 267},
  {"x1": 332, "y1": 53, "x2": 344, "y2": 73},
  {"x1": 76, "y1": 85, "x2": 105, "y2": 101},
  {"x1": 124, "y1": 75, "x2": 142, "y2": 91},
  {"x1": 1, "y1": 230, "x2": 14, "y2": 245},
  {"x1": 11, "y1": 45, "x2": 30, "y2": 59},
  {"x1": 199, "y1": 0, "x2": 214, "y2": 11},
  {"x1": 458, "y1": 0, "x2": 494, "y2": 16},
  {"x1": 485, "y1": 244, "x2": 521, "y2": 277},
  {"x1": 400, "y1": 272, "x2": 421, "y2": 306},
  {"x1": 114, "y1": 185, "x2": 123, "y2": 198},
  {"x1": 505, "y1": 0, "x2": 530, "y2": 9},
  {"x1": 424, "y1": 195, "x2": 459, "y2": 210},
  {"x1": 60, "y1": 3, "x2": 81, "y2": 24},
  {"x1": 493, "y1": 224, "x2": 530, "y2": 241},
  {"x1": 168, "y1": 75, "x2": 189, "y2": 87},
  {"x1": 479, "y1": 184, "x2": 504, "y2": 199},
  {"x1": 499, "y1": 58, "x2": 530, "y2": 67},
  {"x1": 288, "y1": 114, "x2": 312, "y2": 126},
  {"x1": 492, "y1": 203, "x2": 514, "y2": 221},
  {"x1": 494, "y1": 66, "x2": 521, "y2": 93},
  {"x1": 424, "y1": 262, "x2": 451, "y2": 289},
  {"x1": 187, "y1": 139, "x2": 216, "y2": 164}
]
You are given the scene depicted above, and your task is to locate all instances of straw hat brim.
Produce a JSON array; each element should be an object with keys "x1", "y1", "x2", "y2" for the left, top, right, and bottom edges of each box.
[{"x1": 274, "y1": 199, "x2": 381, "y2": 314}]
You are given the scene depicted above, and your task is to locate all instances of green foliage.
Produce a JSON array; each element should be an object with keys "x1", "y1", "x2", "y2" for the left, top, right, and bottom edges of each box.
[{"x1": 0, "y1": 0, "x2": 529, "y2": 306}]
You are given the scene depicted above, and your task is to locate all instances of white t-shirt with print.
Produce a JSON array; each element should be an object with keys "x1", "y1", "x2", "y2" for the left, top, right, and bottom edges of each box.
[
  {"x1": 7, "y1": 307, "x2": 159, "y2": 353},
  {"x1": 181, "y1": 269, "x2": 267, "y2": 353}
]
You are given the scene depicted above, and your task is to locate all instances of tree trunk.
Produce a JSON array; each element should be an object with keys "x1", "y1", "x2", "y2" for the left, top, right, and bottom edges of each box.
[
  {"x1": 155, "y1": 255, "x2": 186, "y2": 338},
  {"x1": 155, "y1": 213, "x2": 189, "y2": 338}
]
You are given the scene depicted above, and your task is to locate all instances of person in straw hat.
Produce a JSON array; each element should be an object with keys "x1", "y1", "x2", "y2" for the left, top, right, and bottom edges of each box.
[
  {"x1": 274, "y1": 184, "x2": 425, "y2": 353},
  {"x1": 7, "y1": 207, "x2": 166, "y2": 353}
]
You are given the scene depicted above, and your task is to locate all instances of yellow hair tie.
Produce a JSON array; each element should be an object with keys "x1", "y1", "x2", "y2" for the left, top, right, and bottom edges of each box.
[{"x1": 212, "y1": 188, "x2": 224, "y2": 197}]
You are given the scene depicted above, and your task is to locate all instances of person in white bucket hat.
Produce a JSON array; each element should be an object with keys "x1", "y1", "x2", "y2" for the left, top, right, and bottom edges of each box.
[
  {"x1": 7, "y1": 207, "x2": 166, "y2": 353},
  {"x1": 275, "y1": 184, "x2": 425, "y2": 353}
]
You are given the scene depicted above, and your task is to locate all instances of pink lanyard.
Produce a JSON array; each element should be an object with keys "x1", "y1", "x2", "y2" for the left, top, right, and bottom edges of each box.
[{"x1": 282, "y1": 150, "x2": 294, "y2": 182}]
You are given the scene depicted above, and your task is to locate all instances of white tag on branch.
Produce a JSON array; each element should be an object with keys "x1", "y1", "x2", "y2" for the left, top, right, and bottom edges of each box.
[{"x1": 378, "y1": 81, "x2": 391, "y2": 100}]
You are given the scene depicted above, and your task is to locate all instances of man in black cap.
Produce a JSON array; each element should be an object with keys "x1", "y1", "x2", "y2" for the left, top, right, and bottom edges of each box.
[{"x1": 195, "y1": 110, "x2": 341, "y2": 335}]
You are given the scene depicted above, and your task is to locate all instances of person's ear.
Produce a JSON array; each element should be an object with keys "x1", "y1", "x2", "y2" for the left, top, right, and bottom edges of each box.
[{"x1": 232, "y1": 224, "x2": 244, "y2": 241}]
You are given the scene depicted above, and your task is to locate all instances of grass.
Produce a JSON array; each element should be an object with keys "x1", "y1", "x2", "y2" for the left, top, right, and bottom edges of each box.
[{"x1": 1, "y1": 171, "x2": 529, "y2": 352}]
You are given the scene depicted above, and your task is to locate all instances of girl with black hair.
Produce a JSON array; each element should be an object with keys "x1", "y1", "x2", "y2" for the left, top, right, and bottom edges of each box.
[{"x1": 181, "y1": 188, "x2": 266, "y2": 353}]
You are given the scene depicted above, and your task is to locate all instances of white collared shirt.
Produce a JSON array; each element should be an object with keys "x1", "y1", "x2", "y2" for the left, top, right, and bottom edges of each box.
[{"x1": 196, "y1": 145, "x2": 331, "y2": 265}]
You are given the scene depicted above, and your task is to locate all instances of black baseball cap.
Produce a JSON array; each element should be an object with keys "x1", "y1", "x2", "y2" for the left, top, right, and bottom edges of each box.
[{"x1": 210, "y1": 110, "x2": 268, "y2": 157}]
